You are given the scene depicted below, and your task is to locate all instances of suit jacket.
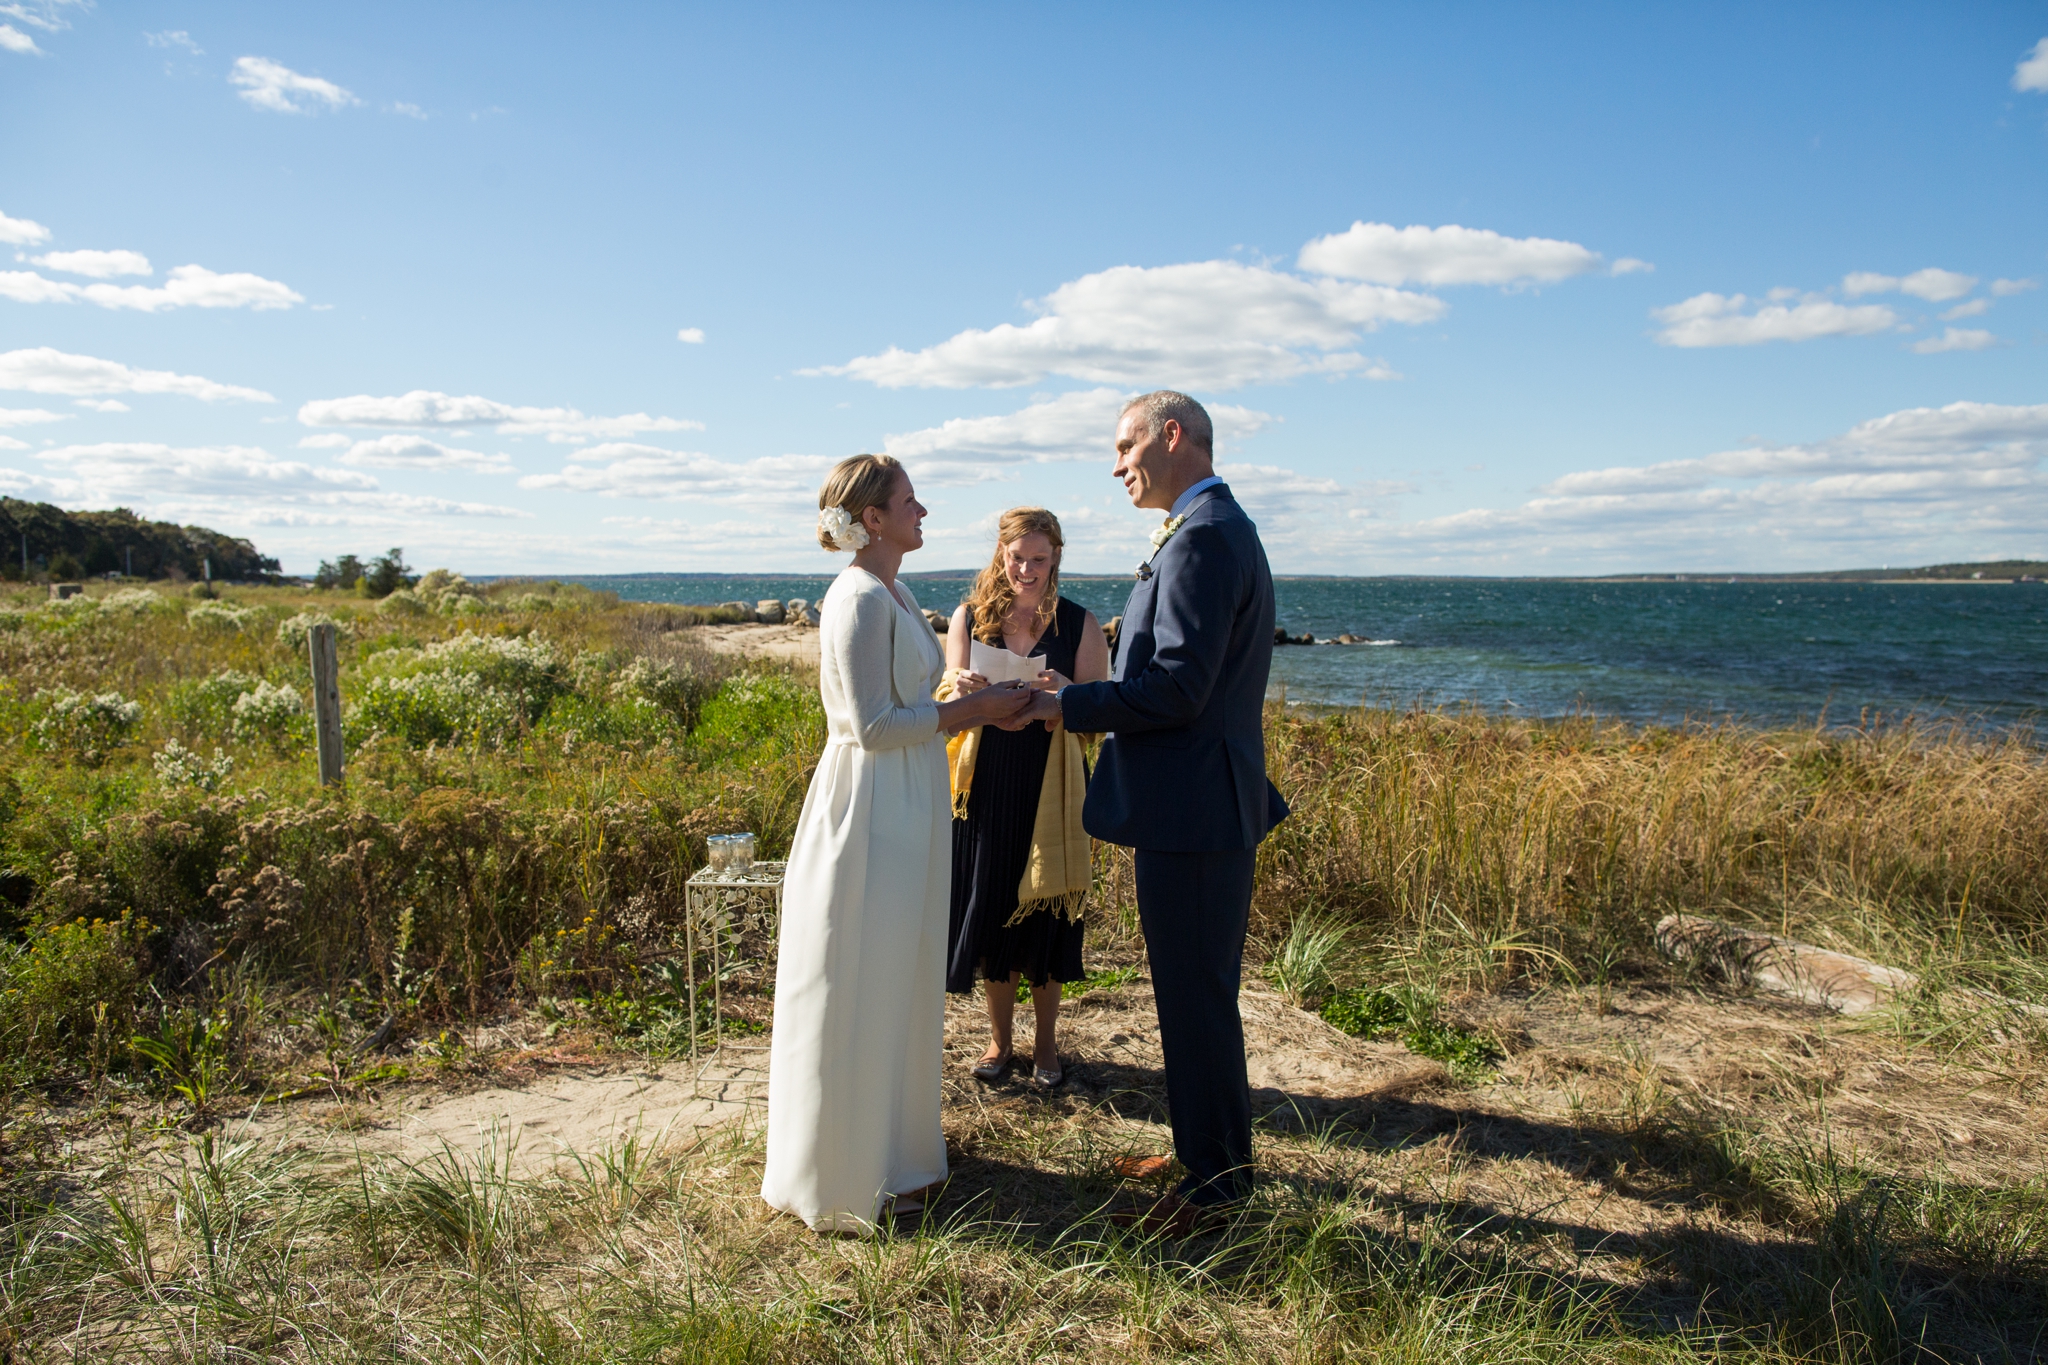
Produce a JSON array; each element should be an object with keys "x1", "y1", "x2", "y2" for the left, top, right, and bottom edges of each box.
[{"x1": 1059, "y1": 484, "x2": 1289, "y2": 851}]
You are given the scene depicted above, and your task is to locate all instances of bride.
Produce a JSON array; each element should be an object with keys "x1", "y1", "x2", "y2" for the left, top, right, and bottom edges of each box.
[{"x1": 761, "y1": 454, "x2": 1033, "y2": 1234}]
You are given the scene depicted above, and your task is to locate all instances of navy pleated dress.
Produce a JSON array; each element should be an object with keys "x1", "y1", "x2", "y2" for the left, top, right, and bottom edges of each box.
[{"x1": 945, "y1": 596, "x2": 1088, "y2": 994}]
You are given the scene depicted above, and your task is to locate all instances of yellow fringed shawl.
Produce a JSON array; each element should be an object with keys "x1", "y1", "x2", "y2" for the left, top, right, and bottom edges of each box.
[{"x1": 937, "y1": 666, "x2": 1092, "y2": 924}]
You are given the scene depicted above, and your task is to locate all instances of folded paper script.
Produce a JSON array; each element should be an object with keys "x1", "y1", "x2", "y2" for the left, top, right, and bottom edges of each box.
[{"x1": 969, "y1": 639, "x2": 1043, "y2": 685}]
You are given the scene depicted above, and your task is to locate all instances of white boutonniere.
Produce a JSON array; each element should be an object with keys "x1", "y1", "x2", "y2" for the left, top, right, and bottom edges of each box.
[{"x1": 1135, "y1": 514, "x2": 1186, "y2": 580}]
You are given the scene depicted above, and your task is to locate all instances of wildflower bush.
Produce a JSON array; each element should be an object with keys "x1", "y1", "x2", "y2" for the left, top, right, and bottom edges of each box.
[
  {"x1": 230, "y1": 679, "x2": 305, "y2": 745},
  {"x1": 186, "y1": 600, "x2": 256, "y2": 631},
  {"x1": 153, "y1": 739, "x2": 235, "y2": 792},
  {"x1": 99, "y1": 587, "x2": 165, "y2": 616},
  {"x1": 31, "y1": 688, "x2": 143, "y2": 763},
  {"x1": 277, "y1": 610, "x2": 354, "y2": 654}
]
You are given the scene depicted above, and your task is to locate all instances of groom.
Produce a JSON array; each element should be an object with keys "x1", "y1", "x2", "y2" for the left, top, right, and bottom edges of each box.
[{"x1": 1014, "y1": 390, "x2": 1287, "y2": 1229}]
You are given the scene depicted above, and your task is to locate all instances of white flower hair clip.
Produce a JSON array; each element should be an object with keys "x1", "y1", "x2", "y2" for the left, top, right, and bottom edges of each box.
[{"x1": 819, "y1": 505, "x2": 871, "y2": 552}]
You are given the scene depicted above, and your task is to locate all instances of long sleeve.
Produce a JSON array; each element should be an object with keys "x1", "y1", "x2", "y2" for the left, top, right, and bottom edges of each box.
[
  {"x1": 1060, "y1": 520, "x2": 1242, "y2": 735},
  {"x1": 825, "y1": 582, "x2": 940, "y2": 752}
]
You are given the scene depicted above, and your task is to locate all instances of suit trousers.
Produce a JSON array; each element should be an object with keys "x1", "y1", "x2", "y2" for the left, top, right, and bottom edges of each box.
[{"x1": 1134, "y1": 845, "x2": 1257, "y2": 1205}]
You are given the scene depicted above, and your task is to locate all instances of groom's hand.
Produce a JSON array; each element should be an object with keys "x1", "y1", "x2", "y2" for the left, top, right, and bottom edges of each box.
[{"x1": 996, "y1": 687, "x2": 1062, "y2": 731}]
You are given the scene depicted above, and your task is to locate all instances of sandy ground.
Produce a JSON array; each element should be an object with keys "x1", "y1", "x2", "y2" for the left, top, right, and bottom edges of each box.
[
  {"x1": 218, "y1": 968, "x2": 2045, "y2": 1223},
  {"x1": 687, "y1": 622, "x2": 822, "y2": 665}
]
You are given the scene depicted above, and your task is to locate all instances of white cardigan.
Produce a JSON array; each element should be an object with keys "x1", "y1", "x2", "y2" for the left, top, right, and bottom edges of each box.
[{"x1": 818, "y1": 567, "x2": 943, "y2": 751}]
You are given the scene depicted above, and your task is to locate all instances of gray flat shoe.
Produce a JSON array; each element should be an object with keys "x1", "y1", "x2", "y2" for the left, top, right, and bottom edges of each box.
[
  {"x1": 1031, "y1": 1063, "x2": 1064, "y2": 1089},
  {"x1": 971, "y1": 1051, "x2": 1012, "y2": 1082}
]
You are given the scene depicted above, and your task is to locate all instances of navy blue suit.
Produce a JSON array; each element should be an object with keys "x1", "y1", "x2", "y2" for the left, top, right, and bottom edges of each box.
[{"x1": 1060, "y1": 484, "x2": 1287, "y2": 1204}]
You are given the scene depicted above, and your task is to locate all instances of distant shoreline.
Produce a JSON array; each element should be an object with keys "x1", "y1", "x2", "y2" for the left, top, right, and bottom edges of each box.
[{"x1": 492, "y1": 562, "x2": 2047, "y2": 586}]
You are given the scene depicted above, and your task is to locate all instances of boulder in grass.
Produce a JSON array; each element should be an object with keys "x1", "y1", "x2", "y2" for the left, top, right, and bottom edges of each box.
[
  {"x1": 719, "y1": 600, "x2": 755, "y2": 622},
  {"x1": 801, "y1": 604, "x2": 821, "y2": 626},
  {"x1": 754, "y1": 599, "x2": 786, "y2": 625},
  {"x1": 786, "y1": 598, "x2": 813, "y2": 627}
]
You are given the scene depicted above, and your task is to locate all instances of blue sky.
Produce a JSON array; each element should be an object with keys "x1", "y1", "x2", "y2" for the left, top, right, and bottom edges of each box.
[{"x1": 3, "y1": 2, "x2": 2045, "y2": 576}]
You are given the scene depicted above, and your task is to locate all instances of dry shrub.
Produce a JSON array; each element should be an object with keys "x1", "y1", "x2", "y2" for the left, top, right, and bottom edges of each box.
[{"x1": 1257, "y1": 707, "x2": 2048, "y2": 988}]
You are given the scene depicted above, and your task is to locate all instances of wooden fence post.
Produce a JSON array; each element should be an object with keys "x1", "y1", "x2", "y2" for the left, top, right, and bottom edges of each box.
[{"x1": 309, "y1": 623, "x2": 345, "y2": 786}]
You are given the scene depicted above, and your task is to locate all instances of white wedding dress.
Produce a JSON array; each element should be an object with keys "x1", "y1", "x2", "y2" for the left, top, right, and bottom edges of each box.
[{"x1": 761, "y1": 566, "x2": 951, "y2": 1234}]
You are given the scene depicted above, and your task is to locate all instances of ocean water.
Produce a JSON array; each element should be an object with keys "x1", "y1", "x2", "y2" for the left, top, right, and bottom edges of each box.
[{"x1": 568, "y1": 573, "x2": 2048, "y2": 732}]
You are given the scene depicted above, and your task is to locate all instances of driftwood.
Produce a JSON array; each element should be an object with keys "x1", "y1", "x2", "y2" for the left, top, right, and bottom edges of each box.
[{"x1": 1656, "y1": 913, "x2": 2048, "y2": 1025}]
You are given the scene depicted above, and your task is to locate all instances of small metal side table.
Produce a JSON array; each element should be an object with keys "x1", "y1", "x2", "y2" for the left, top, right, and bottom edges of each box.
[{"x1": 682, "y1": 860, "x2": 784, "y2": 1101}]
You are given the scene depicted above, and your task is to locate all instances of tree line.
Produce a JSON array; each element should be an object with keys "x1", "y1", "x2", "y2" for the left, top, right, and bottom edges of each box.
[{"x1": 0, "y1": 497, "x2": 280, "y2": 583}]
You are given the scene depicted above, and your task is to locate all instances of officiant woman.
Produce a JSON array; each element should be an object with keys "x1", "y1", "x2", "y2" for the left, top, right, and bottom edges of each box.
[{"x1": 940, "y1": 508, "x2": 1110, "y2": 1088}]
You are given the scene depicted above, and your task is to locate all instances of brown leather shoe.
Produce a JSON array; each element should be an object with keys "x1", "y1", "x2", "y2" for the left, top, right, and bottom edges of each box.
[{"x1": 1111, "y1": 1154, "x2": 1175, "y2": 1182}]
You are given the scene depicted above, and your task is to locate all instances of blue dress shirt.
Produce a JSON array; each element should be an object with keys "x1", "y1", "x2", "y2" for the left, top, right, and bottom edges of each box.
[{"x1": 1170, "y1": 475, "x2": 1226, "y2": 520}]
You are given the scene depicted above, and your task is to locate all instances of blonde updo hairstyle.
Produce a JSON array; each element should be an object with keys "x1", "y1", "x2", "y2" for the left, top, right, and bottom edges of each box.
[
  {"x1": 962, "y1": 506, "x2": 1064, "y2": 643},
  {"x1": 816, "y1": 453, "x2": 905, "y2": 551}
]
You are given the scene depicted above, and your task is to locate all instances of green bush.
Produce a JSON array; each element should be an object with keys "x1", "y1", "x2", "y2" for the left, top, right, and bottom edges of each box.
[
  {"x1": 538, "y1": 694, "x2": 679, "y2": 748},
  {"x1": 0, "y1": 910, "x2": 150, "y2": 1078},
  {"x1": 690, "y1": 671, "x2": 823, "y2": 764},
  {"x1": 352, "y1": 670, "x2": 523, "y2": 748}
]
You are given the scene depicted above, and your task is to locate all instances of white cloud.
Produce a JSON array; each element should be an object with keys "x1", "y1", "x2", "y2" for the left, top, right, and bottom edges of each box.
[
  {"x1": 0, "y1": 347, "x2": 274, "y2": 402},
  {"x1": 817, "y1": 259, "x2": 1432, "y2": 390},
  {"x1": 0, "y1": 436, "x2": 28, "y2": 451},
  {"x1": 336, "y1": 434, "x2": 515, "y2": 474},
  {"x1": 2015, "y1": 37, "x2": 2048, "y2": 93},
  {"x1": 1374, "y1": 401, "x2": 2048, "y2": 571},
  {"x1": 1610, "y1": 258, "x2": 1655, "y2": 276},
  {"x1": 1841, "y1": 268, "x2": 1977, "y2": 302},
  {"x1": 30, "y1": 441, "x2": 377, "y2": 501},
  {"x1": 0, "y1": 1, "x2": 85, "y2": 33},
  {"x1": 390, "y1": 101, "x2": 426, "y2": 119},
  {"x1": 883, "y1": 387, "x2": 1274, "y2": 485},
  {"x1": 31, "y1": 249, "x2": 152, "y2": 278},
  {"x1": 518, "y1": 446, "x2": 832, "y2": 501},
  {"x1": 0, "y1": 274, "x2": 72, "y2": 303},
  {"x1": 0, "y1": 405, "x2": 67, "y2": 427},
  {"x1": 72, "y1": 398, "x2": 128, "y2": 413},
  {"x1": 1911, "y1": 327, "x2": 1997, "y2": 354},
  {"x1": 1992, "y1": 278, "x2": 2039, "y2": 297},
  {"x1": 297, "y1": 390, "x2": 703, "y2": 443},
  {"x1": 1941, "y1": 299, "x2": 1990, "y2": 320},
  {"x1": 230, "y1": 56, "x2": 357, "y2": 114},
  {"x1": 0, "y1": 23, "x2": 38, "y2": 53},
  {"x1": 0, "y1": 263, "x2": 302, "y2": 311},
  {"x1": 0, "y1": 210, "x2": 50, "y2": 245},
  {"x1": 677, "y1": 327, "x2": 705, "y2": 344},
  {"x1": 1297, "y1": 221, "x2": 1607, "y2": 286},
  {"x1": 1651, "y1": 293, "x2": 1897, "y2": 347},
  {"x1": 296, "y1": 433, "x2": 351, "y2": 450},
  {"x1": 145, "y1": 29, "x2": 202, "y2": 54},
  {"x1": 1, "y1": 442, "x2": 529, "y2": 530}
]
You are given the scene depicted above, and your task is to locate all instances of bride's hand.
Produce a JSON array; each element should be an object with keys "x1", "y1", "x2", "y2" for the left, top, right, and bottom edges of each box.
[
  {"x1": 967, "y1": 681, "x2": 1031, "y2": 722},
  {"x1": 1034, "y1": 669, "x2": 1072, "y2": 692},
  {"x1": 953, "y1": 671, "x2": 990, "y2": 695}
]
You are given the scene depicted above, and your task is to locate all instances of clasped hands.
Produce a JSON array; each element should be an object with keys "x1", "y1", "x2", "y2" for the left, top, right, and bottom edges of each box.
[{"x1": 950, "y1": 668, "x2": 1069, "y2": 732}]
